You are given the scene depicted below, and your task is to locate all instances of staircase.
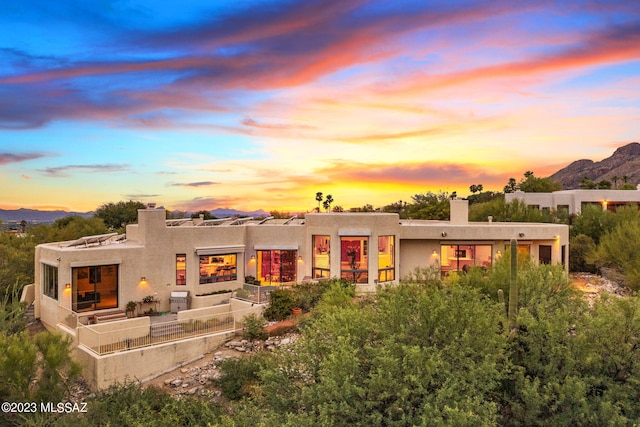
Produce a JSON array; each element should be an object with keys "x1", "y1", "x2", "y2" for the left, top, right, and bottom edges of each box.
[{"x1": 24, "y1": 303, "x2": 35, "y2": 323}]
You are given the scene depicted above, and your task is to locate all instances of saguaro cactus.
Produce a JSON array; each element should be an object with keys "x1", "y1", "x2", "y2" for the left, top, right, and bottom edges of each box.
[{"x1": 508, "y1": 239, "x2": 518, "y2": 329}]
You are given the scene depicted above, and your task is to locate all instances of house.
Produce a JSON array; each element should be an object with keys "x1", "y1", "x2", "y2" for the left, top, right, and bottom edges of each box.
[
  {"x1": 505, "y1": 188, "x2": 640, "y2": 215},
  {"x1": 27, "y1": 199, "x2": 568, "y2": 389}
]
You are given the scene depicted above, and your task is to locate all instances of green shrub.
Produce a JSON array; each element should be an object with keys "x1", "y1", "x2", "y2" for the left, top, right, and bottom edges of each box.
[
  {"x1": 216, "y1": 354, "x2": 268, "y2": 401},
  {"x1": 263, "y1": 289, "x2": 296, "y2": 321},
  {"x1": 243, "y1": 313, "x2": 268, "y2": 341}
]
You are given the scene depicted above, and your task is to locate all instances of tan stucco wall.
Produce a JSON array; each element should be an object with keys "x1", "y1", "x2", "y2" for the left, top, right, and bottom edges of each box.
[
  {"x1": 76, "y1": 331, "x2": 234, "y2": 390},
  {"x1": 78, "y1": 317, "x2": 150, "y2": 350}
]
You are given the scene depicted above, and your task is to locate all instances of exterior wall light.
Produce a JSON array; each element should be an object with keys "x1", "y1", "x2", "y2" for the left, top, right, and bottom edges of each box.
[
  {"x1": 65, "y1": 283, "x2": 71, "y2": 291},
  {"x1": 431, "y1": 250, "x2": 439, "y2": 257},
  {"x1": 441, "y1": 231, "x2": 447, "y2": 237},
  {"x1": 249, "y1": 255, "x2": 256, "y2": 262},
  {"x1": 298, "y1": 256, "x2": 303, "y2": 262},
  {"x1": 518, "y1": 233, "x2": 525, "y2": 238},
  {"x1": 139, "y1": 277, "x2": 148, "y2": 287}
]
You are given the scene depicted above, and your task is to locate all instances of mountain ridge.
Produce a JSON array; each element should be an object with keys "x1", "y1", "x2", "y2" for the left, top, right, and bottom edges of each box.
[{"x1": 548, "y1": 142, "x2": 640, "y2": 189}]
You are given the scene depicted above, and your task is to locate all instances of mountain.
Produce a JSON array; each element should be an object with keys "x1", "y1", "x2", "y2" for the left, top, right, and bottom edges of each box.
[
  {"x1": 208, "y1": 208, "x2": 271, "y2": 218},
  {"x1": 0, "y1": 208, "x2": 92, "y2": 224},
  {"x1": 548, "y1": 142, "x2": 640, "y2": 189},
  {"x1": 0, "y1": 207, "x2": 271, "y2": 225}
]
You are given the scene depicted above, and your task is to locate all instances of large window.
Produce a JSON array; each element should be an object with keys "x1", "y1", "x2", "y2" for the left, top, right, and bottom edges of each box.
[
  {"x1": 176, "y1": 254, "x2": 186, "y2": 285},
  {"x1": 72, "y1": 264, "x2": 118, "y2": 312},
  {"x1": 42, "y1": 263, "x2": 58, "y2": 300},
  {"x1": 312, "y1": 236, "x2": 331, "y2": 279},
  {"x1": 341, "y1": 237, "x2": 368, "y2": 284},
  {"x1": 539, "y1": 245, "x2": 552, "y2": 264},
  {"x1": 441, "y1": 245, "x2": 492, "y2": 274},
  {"x1": 378, "y1": 235, "x2": 395, "y2": 282},
  {"x1": 199, "y1": 254, "x2": 237, "y2": 284},
  {"x1": 257, "y1": 250, "x2": 297, "y2": 285}
]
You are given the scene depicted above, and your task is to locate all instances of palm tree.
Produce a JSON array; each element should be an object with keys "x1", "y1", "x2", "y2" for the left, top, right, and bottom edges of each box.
[
  {"x1": 612, "y1": 175, "x2": 619, "y2": 189},
  {"x1": 315, "y1": 192, "x2": 323, "y2": 212},
  {"x1": 323, "y1": 194, "x2": 334, "y2": 212},
  {"x1": 623, "y1": 175, "x2": 630, "y2": 184}
]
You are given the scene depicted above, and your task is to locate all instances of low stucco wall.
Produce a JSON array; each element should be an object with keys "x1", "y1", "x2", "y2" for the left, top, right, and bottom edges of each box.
[
  {"x1": 78, "y1": 317, "x2": 150, "y2": 350},
  {"x1": 176, "y1": 304, "x2": 231, "y2": 322},
  {"x1": 76, "y1": 331, "x2": 234, "y2": 390},
  {"x1": 190, "y1": 292, "x2": 232, "y2": 309}
]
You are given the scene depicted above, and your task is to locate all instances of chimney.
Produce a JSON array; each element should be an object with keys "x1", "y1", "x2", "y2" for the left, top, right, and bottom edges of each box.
[{"x1": 450, "y1": 199, "x2": 469, "y2": 225}]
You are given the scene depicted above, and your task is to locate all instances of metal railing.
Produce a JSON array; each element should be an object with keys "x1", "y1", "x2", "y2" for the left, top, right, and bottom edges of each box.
[
  {"x1": 236, "y1": 283, "x2": 278, "y2": 304},
  {"x1": 78, "y1": 311, "x2": 238, "y2": 356}
]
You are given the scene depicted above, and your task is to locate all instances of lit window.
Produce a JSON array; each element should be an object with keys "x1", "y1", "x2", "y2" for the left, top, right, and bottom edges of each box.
[
  {"x1": 42, "y1": 263, "x2": 58, "y2": 300},
  {"x1": 378, "y1": 235, "x2": 395, "y2": 282},
  {"x1": 340, "y1": 237, "x2": 368, "y2": 284},
  {"x1": 312, "y1": 236, "x2": 330, "y2": 279},
  {"x1": 257, "y1": 250, "x2": 297, "y2": 285},
  {"x1": 176, "y1": 254, "x2": 186, "y2": 285},
  {"x1": 199, "y1": 254, "x2": 237, "y2": 284}
]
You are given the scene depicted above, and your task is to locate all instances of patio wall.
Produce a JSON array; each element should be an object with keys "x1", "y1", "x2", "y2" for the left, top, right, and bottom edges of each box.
[
  {"x1": 189, "y1": 292, "x2": 232, "y2": 309},
  {"x1": 78, "y1": 317, "x2": 150, "y2": 349},
  {"x1": 76, "y1": 330, "x2": 234, "y2": 390}
]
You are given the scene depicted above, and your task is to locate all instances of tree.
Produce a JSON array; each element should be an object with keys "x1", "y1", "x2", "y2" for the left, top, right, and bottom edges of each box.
[
  {"x1": 94, "y1": 200, "x2": 146, "y2": 231},
  {"x1": 404, "y1": 191, "x2": 452, "y2": 220},
  {"x1": 251, "y1": 282, "x2": 507, "y2": 425},
  {"x1": 315, "y1": 192, "x2": 323, "y2": 212},
  {"x1": 322, "y1": 194, "x2": 334, "y2": 212},
  {"x1": 518, "y1": 171, "x2": 563, "y2": 193},
  {"x1": 504, "y1": 178, "x2": 518, "y2": 193},
  {"x1": 612, "y1": 175, "x2": 619, "y2": 189},
  {"x1": 190, "y1": 210, "x2": 215, "y2": 220}
]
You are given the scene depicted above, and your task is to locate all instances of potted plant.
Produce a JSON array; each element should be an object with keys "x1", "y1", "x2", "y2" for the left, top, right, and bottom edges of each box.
[
  {"x1": 143, "y1": 295, "x2": 155, "y2": 303},
  {"x1": 126, "y1": 301, "x2": 137, "y2": 317}
]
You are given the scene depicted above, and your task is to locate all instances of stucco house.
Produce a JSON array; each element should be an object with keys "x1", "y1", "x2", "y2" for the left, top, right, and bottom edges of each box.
[
  {"x1": 27, "y1": 199, "x2": 568, "y2": 389},
  {"x1": 505, "y1": 188, "x2": 640, "y2": 215}
]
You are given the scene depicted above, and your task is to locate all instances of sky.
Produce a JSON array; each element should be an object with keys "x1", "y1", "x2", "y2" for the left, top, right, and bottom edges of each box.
[{"x1": 1, "y1": 0, "x2": 639, "y2": 213}]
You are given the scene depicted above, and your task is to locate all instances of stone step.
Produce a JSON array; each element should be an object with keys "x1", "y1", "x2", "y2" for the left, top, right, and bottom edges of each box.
[{"x1": 24, "y1": 303, "x2": 35, "y2": 322}]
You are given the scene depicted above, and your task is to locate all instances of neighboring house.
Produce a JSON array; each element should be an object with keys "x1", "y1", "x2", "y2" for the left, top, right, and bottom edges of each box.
[
  {"x1": 31, "y1": 199, "x2": 568, "y2": 389},
  {"x1": 506, "y1": 188, "x2": 640, "y2": 215}
]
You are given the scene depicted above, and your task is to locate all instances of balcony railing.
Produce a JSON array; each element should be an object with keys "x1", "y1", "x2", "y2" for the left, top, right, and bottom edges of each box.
[{"x1": 78, "y1": 310, "x2": 240, "y2": 356}]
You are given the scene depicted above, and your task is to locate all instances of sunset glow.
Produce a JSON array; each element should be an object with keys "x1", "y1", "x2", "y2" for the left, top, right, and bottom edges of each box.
[{"x1": 1, "y1": 1, "x2": 639, "y2": 213}]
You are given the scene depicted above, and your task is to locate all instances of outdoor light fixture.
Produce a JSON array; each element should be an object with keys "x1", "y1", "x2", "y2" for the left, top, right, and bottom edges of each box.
[
  {"x1": 250, "y1": 255, "x2": 256, "y2": 262},
  {"x1": 519, "y1": 233, "x2": 525, "y2": 238},
  {"x1": 65, "y1": 283, "x2": 71, "y2": 291},
  {"x1": 298, "y1": 256, "x2": 303, "y2": 262},
  {"x1": 441, "y1": 231, "x2": 447, "y2": 237},
  {"x1": 138, "y1": 276, "x2": 148, "y2": 287},
  {"x1": 432, "y1": 250, "x2": 438, "y2": 257}
]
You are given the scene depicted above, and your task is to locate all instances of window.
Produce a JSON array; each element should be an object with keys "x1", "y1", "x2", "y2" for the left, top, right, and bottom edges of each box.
[
  {"x1": 341, "y1": 237, "x2": 368, "y2": 284},
  {"x1": 312, "y1": 236, "x2": 331, "y2": 279},
  {"x1": 42, "y1": 263, "x2": 58, "y2": 300},
  {"x1": 199, "y1": 254, "x2": 237, "y2": 284},
  {"x1": 176, "y1": 254, "x2": 186, "y2": 285},
  {"x1": 72, "y1": 264, "x2": 118, "y2": 312},
  {"x1": 378, "y1": 235, "x2": 395, "y2": 282},
  {"x1": 441, "y1": 244, "x2": 492, "y2": 274},
  {"x1": 257, "y1": 250, "x2": 297, "y2": 285},
  {"x1": 539, "y1": 245, "x2": 552, "y2": 264}
]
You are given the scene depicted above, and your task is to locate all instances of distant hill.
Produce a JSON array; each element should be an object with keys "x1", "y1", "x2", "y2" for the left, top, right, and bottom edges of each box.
[
  {"x1": 0, "y1": 207, "x2": 271, "y2": 225},
  {"x1": 549, "y1": 142, "x2": 640, "y2": 189},
  {"x1": 208, "y1": 208, "x2": 271, "y2": 218},
  {"x1": 0, "y1": 208, "x2": 92, "y2": 224}
]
